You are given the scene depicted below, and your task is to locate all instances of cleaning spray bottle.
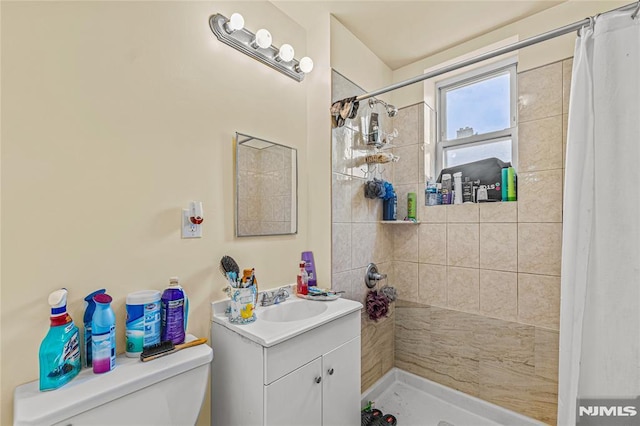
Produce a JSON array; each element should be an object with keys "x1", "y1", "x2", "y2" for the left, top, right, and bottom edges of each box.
[
  {"x1": 92, "y1": 293, "x2": 116, "y2": 374},
  {"x1": 161, "y1": 277, "x2": 188, "y2": 345},
  {"x1": 39, "y1": 289, "x2": 81, "y2": 391},
  {"x1": 83, "y1": 288, "x2": 106, "y2": 367}
]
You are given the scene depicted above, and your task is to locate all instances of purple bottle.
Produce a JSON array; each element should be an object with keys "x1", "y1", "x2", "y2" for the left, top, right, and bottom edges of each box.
[
  {"x1": 161, "y1": 277, "x2": 188, "y2": 345},
  {"x1": 301, "y1": 251, "x2": 317, "y2": 288}
]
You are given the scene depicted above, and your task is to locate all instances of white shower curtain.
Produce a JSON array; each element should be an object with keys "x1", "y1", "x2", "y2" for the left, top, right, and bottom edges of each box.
[{"x1": 558, "y1": 8, "x2": 640, "y2": 426}]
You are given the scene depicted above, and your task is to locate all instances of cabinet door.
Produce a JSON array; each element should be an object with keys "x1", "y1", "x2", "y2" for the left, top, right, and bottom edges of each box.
[
  {"x1": 265, "y1": 357, "x2": 323, "y2": 426},
  {"x1": 322, "y1": 336, "x2": 361, "y2": 426}
]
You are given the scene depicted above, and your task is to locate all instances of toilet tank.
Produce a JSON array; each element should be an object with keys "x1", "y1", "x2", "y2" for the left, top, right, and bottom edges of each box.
[{"x1": 14, "y1": 335, "x2": 213, "y2": 426}]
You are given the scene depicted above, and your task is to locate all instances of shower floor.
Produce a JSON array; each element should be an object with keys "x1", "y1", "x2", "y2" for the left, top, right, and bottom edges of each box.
[{"x1": 361, "y1": 368, "x2": 545, "y2": 426}]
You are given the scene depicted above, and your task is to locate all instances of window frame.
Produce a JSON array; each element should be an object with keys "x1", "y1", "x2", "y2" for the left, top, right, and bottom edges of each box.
[{"x1": 435, "y1": 57, "x2": 518, "y2": 173}]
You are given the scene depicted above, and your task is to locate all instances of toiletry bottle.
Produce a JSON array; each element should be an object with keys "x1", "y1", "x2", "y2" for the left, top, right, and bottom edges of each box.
[
  {"x1": 83, "y1": 289, "x2": 106, "y2": 367},
  {"x1": 92, "y1": 293, "x2": 116, "y2": 374},
  {"x1": 453, "y1": 172, "x2": 463, "y2": 205},
  {"x1": 161, "y1": 277, "x2": 188, "y2": 345},
  {"x1": 462, "y1": 177, "x2": 473, "y2": 203},
  {"x1": 301, "y1": 251, "x2": 317, "y2": 288},
  {"x1": 407, "y1": 192, "x2": 417, "y2": 219},
  {"x1": 297, "y1": 261, "x2": 309, "y2": 295},
  {"x1": 441, "y1": 174, "x2": 452, "y2": 204},
  {"x1": 507, "y1": 167, "x2": 517, "y2": 201},
  {"x1": 501, "y1": 167, "x2": 509, "y2": 201},
  {"x1": 426, "y1": 181, "x2": 437, "y2": 206},
  {"x1": 436, "y1": 183, "x2": 442, "y2": 205},
  {"x1": 39, "y1": 289, "x2": 81, "y2": 391}
]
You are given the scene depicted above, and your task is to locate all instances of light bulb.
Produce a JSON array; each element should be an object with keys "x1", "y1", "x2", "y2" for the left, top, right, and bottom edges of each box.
[
  {"x1": 224, "y1": 13, "x2": 244, "y2": 33},
  {"x1": 252, "y1": 29, "x2": 272, "y2": 49},
  {"x1": 276, "y1": 44, "x2": 295, "y2": 62},
  {"x1": 297, "y1": 56, "x2": 314, "y2": 74}
]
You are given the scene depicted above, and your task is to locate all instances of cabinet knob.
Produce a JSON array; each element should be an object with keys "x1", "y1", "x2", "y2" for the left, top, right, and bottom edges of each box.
[
  {"x1": 328, "y1": 368, "x2": 334, "y2": 375},
  {"x1": 315, "y1": 376, "x2": 322, "y2": 384}
]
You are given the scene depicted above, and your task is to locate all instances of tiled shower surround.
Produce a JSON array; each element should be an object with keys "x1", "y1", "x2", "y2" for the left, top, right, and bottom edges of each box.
[{"x1": 331, "y1": 59, "x2": 570, "y2": 425}]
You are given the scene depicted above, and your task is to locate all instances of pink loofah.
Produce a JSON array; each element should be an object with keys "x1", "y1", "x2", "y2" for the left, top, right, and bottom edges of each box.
[{"x1": 365, "y1": 290, "x2": 389, "y2": 321}]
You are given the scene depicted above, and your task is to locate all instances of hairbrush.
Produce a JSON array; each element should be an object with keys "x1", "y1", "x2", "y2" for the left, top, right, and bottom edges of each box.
[
  {"x1": 140, "y1": 337, "x2": 208, "y2": 362},
  {"x1": 219, "y1": 255, "x2": 240, "y2": 277}
]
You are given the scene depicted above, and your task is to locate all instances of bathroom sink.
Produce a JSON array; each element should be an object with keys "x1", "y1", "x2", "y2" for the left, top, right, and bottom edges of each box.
[
  {"x1": 260, "y1": 299, "x2": 328, "y2": 322},
  {"x1": 211, "y1": 287, "x2": 362, "y2": 347}
]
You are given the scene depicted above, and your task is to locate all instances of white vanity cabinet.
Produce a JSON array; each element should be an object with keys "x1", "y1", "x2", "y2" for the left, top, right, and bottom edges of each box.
[{"x1": 211, "y1": 297, "x2": 362, "y2": 426}]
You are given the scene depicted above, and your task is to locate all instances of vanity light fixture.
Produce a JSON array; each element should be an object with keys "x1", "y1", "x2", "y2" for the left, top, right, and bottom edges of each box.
[{"x1": 209, "y1": 13, "x2": 313, "y2": 82}]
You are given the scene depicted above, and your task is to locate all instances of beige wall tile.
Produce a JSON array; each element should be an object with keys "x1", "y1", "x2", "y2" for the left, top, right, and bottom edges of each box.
[
  {"x1": 420, "y1": 205, "x2": 447, "y2": 223},
  {"x1": 351, "y1": 178, "x2": 369, "y2": 223},
  {"x1": 517, "y1": 169, "x2": 563, "y2": 223},
  {"x1": 447, "y1": 266, "x2": 479, "y2": 313},
  {"x1": 518, "y1": 273, "x2": 560, "y2": 330},
  {"x1": 379, "y1": 310, "x2": 396, "y2": 375},
  {"x1": 562, "y1": 58, "x2": 573, "y2": 115},
  {"x1": 479, "y1": 270, "x2": 517, "y2": 321},
  {"x1": 479, "y1": 359, "x2": 557, "y2": 424},
  {"x1": 374, "y1": 224, "x2": 394, "y2": 264},
  {"x1": 332, "y1": 270, "x2": 355, "y2": 301},
  {"x1": 393, "y1": 261, "x2": 419, "y2": 302},
  {"x1": 447, "y1": 204, "x2": 479, "y2": 223},
  {"x1": 332, "y1": 173, "x2": 352, "y2": 223},
  {"x1": 395, "y1": 305, "x2": 431, "y2": 359},
  {"x1": 393, "y1": 144, "x2": 420, "y2": 185},
  {"x1": 418, "y1": 223, "x2": 447, "y2": 265},
  {"x1": 332, "y1": 223, "x2": 352, "y2": 273},
  {"x1": 518, "y1": 115, "x2": 563, "y2": 172},
  {"x1": 518, "y1": 62, "x2": 562, "y2": 122},
  {"x1": 563, "y1": 113, "x2": 568, "y2": 168},
  {"x1": 418, "y1": 263, "x2": 447, "y2": 307},
  {"x1": 393, "y1": 104, "x2": 420, "y2": 147},
  {"x1": 361, "y1": 313, "x2": 382, "y2": 391},
  {"x1": 518, "y1": 223, "x2": 562, "y2": 275},
  {"x1": 535, "y1": 328, "x2": 559, "y2": 382},
  {"x1": 351, "y1": 223, "x2": 375, "y2": 269},
  {"x1": 393, "y1": 225, "x2": 419, "y2": 262},
  {"x1": 480, "y1": 223, "x2": 517, "y2": 272},
  {"x1": 447, "y1": 224, "x2": 479, "y2": 268},
  {"x1": 479, "y1": 202, "x2": 517, "y2": 223},
  {"x1": 474, "y1": 317, "x2": 535, "y2": 365}
]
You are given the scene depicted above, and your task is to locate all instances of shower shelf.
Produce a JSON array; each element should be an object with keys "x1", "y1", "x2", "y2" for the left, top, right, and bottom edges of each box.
[{"x1": 380, "y1": 220, "x2": 420, "y2": 224}]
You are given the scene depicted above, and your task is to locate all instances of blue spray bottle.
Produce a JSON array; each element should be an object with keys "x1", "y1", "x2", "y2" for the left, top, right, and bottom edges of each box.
[
  {"x1": 39, "y1": 289, "x2": 81, "y2": 391},
  {"x1": 92, "y1": 293, "x2": 116, "y2": 374},
  {"x1": 83, "y1": 289, "x2": 106, "y2": 367}
]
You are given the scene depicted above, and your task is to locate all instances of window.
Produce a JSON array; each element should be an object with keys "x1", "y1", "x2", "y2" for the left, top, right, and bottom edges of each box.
[{"x1": 436, "y1": 59, "x2": 517, "y2": 173}]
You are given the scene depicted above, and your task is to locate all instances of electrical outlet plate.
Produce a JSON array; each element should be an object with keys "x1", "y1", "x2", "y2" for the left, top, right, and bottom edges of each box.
[{"x1": 182, "y1": 209, "x2": 202, "y2": 238}]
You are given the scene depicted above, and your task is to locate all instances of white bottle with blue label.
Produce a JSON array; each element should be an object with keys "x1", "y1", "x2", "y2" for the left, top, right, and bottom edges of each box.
[{"x1": 92, "y1": 293, "x2": 116, "y2": 374}]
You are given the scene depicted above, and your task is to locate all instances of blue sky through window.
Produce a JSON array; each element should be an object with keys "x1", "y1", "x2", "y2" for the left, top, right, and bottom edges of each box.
[{"x1": 445, "y1": 72, "x2": 511, "y2": 140}]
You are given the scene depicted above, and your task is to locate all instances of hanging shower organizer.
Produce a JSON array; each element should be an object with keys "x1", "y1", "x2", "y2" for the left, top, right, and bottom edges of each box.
[{"x1": 358, "y1": 97, "x2": 400, "y2": 181}]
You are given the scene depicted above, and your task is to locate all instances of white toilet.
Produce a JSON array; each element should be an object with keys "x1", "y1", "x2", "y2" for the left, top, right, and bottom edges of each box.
[{"x1": 13, "y1": 334, "x2": 212, "y2": 426}]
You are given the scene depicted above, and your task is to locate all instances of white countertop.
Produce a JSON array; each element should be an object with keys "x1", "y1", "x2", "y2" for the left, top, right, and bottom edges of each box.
[{"x1": 211, "y1": 290, "x2": 363, "y2": 347}]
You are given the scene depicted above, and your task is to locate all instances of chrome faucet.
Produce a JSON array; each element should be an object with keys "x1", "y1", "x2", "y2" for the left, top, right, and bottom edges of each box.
[{"x1": 260, "y1": 288, "x2": 290, "y2": 306}]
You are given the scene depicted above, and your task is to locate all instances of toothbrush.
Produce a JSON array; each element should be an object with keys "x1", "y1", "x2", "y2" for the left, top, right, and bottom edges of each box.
[{"x1": 140, "y1": 338, "x2": 208, "y2": 362}]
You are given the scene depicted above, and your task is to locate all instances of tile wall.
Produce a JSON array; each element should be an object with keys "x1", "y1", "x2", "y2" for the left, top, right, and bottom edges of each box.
[
  {"x1": 331, "y1": 58, "x2": 571, "y2": 425},
  {"x1": 391, "y1": 59, "x2": 572, "y2": 425},
  {"x1": 330, "y1": 71, "x2": 395, "y2": 391}
]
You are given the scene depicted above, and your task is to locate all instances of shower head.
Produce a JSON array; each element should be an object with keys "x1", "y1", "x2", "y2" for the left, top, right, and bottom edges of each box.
[
  {"x1": 386, "y1": 104, "x2": 398, "y2": 117},
  {"x1": 368, "y1": 98, "x2": 398, "y2": 118}
]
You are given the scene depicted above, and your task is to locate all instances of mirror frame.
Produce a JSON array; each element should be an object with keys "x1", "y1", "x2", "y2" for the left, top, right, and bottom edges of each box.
[{"x1": 235, "y1": 132, "x2": 298, "y2": 237}]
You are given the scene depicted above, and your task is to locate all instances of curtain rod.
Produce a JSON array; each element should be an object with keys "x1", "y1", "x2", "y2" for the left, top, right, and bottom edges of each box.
[{"x1": 354, "y1": 1, "x2": 639, "y2": 102}]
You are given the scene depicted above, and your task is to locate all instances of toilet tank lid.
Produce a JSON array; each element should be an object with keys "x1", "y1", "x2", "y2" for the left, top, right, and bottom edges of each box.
[{"x1": 13, "y1": 335, "x2": 213, "y2": 426}]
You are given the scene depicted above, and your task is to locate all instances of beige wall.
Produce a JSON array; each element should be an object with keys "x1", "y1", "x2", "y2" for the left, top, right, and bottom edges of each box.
[
  {"x1": 390, "y1": 0, "x2": 627, "y2": 108},
  {"x1": 1, "y1": 1, "x2": 324, "y2": 424}
]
